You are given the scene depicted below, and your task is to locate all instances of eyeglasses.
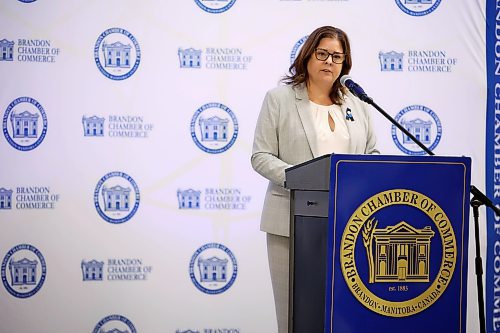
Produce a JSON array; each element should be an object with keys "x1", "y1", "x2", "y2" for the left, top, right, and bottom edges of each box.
[{"x1": 314, "y1": 48, "x2": 346, "y2": 64}]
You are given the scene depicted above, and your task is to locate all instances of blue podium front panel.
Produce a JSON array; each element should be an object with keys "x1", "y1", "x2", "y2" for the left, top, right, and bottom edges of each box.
[{"x1": 324, "y1": 154, "x2": 471, "y2": 333}]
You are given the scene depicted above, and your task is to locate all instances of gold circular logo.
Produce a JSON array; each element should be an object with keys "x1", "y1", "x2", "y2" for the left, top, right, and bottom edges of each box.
[{"x1": 340, "y1": 189, "x2": 456, "y2": 317}]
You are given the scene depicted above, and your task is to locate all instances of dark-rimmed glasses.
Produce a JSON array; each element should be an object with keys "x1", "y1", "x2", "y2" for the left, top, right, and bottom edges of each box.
[{"x1": 314, "y1": 48, "x2": 346, "y2": 64}]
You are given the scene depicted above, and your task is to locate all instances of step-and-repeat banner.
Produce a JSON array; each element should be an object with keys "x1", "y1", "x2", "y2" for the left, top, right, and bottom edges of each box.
[{"x1": 0, "y1": 1, "x2": 490, "y2": 332}]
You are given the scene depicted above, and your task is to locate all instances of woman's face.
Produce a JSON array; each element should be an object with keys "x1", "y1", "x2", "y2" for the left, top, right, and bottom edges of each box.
[{"x1": 306, "y1": 37, "x2": 344, "y2": 89}]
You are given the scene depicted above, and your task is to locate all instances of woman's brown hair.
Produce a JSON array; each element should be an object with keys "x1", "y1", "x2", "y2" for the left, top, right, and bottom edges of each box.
[{"x1": 282, "y1": 26, "x2": 352, "y2": 105}]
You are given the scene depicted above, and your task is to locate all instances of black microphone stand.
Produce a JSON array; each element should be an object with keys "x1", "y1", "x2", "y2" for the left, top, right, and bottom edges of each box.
[{"x1": 362, "y1": 96, "x2": 500, "y2": 333}]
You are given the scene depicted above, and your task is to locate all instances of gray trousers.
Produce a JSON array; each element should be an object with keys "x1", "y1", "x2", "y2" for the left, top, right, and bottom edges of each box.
[{"x1": 267, "y1": 233, "x2": 290, "y2": 333}]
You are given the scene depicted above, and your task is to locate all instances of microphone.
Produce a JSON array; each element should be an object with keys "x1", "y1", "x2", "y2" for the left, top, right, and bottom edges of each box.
[{"x1": 340, "y1": 75, "x2": 373, "y2": 104}]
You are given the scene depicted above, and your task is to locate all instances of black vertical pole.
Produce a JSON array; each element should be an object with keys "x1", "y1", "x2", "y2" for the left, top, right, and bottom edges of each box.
[{"x1": 472, "y1": 198, "x2": 486, "y2": 333}]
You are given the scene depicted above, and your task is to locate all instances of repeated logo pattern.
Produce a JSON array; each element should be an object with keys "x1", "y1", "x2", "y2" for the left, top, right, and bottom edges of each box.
[
  {"x1": 94, "y1": 172, "x2": 140, "y2": 224},
  {"x1": 0, "y1": 1, "x2": 479, "y2": 332},
  {"x1": 94, "y1": 28, "x2": 141, "y2": 80},
  {"x1": 1, "y1": 244, "x2": 47, "y2": 298},
  {"x1": 189, "y1": 243, "x2": 238, "y2": 294},
  {"x1": 3, "y1": 97, "x2": 47, "y2": 151},
  {"x1": 392, "y1": 105, "x2": 442, "y2": 155},
  {"x1": 190, "y1": 103, "x2": 238, "y2": 154}
]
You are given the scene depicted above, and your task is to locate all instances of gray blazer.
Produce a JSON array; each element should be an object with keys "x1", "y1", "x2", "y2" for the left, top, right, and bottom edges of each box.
[{"x1": 251, "y1": 83, "x2": 379, "y2": 237}]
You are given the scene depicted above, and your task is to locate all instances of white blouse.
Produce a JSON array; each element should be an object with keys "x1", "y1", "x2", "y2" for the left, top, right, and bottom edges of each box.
[{"x1": 309, "y1": 100, "x2": 350, "y2": 156}]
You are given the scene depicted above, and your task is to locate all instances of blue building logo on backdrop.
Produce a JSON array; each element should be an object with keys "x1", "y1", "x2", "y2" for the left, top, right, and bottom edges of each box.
[
  {"x1": 94, "y1": 28, "x2": 141, "y2": 80},
  {"x1": 82, "y1": 115, "x2": 154, "y2": 138},
  {"x1": 0, "y1": 188, "x2": 13, "y2": 209},
  {"x1": 290, "y1": 35, "x2": 308, "y2": 65},
  {"x1": 379, "y1": 51, "x2": 404, "y2": 71},
  {"x1": 17, "y1": 0, "x2": 37, "y2": 3},
  {"x1": 3, "y1": 97, "x2": 47, "y2": 151},
  {"x1": 189, "y1": 243, "x2": 237, "y2": 294},
  {"x1": 92, "y1": 315, "x2": 137, "y2": 333},
  {"x1": 1, "y1": 244, "x2": 46, "y2": 298},
  {"x1": 379, "y1": 50, "x2": 457, "y2": 72},
  {"x1": 178, "y1": 188, "x2": 251, "y2": 210},
  {"x1": 391, "y1": 105, "x2": 442, "y2": 155},
  {"x1": 82, "y1": 258, "x2": 153, "y2": 281},
  {"x1": 395, "y1": 0, "x2": 441, "y2": 16},
  {"x1": 178, "y1": 48, "x2": 202, "y2": 68},
  {"x1": 194, "y1": 0, "x2": 237, "y2": 14},
  {"x1": 94, "y1": 171, "x2": 140, "y2": 224},
  {"x1": 82, "y1": 116, "x2": 105, "y2": 137},
  {"x1": 190, "y1": 103, "x2": 238, "y2": 154},
  {"x1": 177, "y1": 189, "x2": 201, "y2": 209},
  {"x1": 178, "y1": 47, "x2": 252, "y2": 70},
  {"x1": 81, "y1": 260, "x2": 104, "y2": 281},
  {"x1": 0, "y1": 38, "x2": 61, "y2": 63},
  {"x1": 0, "y1": 39, "x2": 14, "y2": 61}
]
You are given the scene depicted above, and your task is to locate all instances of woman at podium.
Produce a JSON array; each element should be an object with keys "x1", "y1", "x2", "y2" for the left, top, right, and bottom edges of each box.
[{"x1": 251, "y1": 25, "x2": 379, "y2": 333}]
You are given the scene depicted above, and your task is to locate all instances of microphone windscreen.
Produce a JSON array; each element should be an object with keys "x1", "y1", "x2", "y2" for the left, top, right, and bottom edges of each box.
[{"x1": 339, "y1": 75, "x2": 352, "y2": 87}]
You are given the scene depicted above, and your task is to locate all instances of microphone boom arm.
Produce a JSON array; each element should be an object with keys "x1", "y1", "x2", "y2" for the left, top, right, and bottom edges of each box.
[{"x1": 368, "y1": 99, "x2": 434, "y2": 156}]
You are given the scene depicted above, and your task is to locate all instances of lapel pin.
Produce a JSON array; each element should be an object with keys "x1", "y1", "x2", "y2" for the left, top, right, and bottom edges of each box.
[{"x1": 346, "y1": 108, "x2": 355, "y2": 122}]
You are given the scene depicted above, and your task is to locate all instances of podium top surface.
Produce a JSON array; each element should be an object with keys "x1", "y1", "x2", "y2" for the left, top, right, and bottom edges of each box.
[{"x1": 285, "y1": 154, "x2": 471, "y2": 191}]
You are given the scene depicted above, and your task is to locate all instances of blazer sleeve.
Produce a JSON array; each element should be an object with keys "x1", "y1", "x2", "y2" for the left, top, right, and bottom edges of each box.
[{"x1": 251, "y1": 90, "x2": 292, "y2": 187}]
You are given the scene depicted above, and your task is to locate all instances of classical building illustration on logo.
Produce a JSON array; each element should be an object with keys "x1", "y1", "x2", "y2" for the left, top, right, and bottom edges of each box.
[
  {"x1": 1, "y1": 244, "x2": 47, "y2": 298},
  {"x1": 395, "y1": 0, "x2": 441, "y2": 16},
  {"x1": 3, "y1": 97, "x2": 48, "y2": 151},
  {"x1": 290, "y1": 35, "x2": 308, "y2": 65},
  {"x1": 103, "y1": 42, "x2": 131, "y2": 68},
  {"x1": 0, "y1": 188, "x2": 13, "y2": 209},
  {"x1": 82, "y1": 116, "x2": 105, "y2": 137},
  {"x1": 0, "y1": 39, "x2": 14, "y2": 61},
  {"x1": 379, "y1": 51, "x2": 404, "y2": 71},
  {"x1": 402, "y1": 118, "x2": 432, "y2": 144},
  {"x1": 103, "y1": 185, "x2": 131, "y2": 212},
  {"x1": 200, "y1": 116, "x2": 228, "y2": 141},
  {"x1": 340, "y1": 189, "x2": 457, "y2": 317},
  {"x1": 178, "y1": 48, "x2": 202, "y2": 68},
  {"x1": 392, "y1": 105, "x2": 442, "y2": 155},
  {"x1": 189, "y1": 243, "x2": 237, "y2": 294},
  {"x1": 81, "y1": 260, "x2": 104, "y2": 281},
  {"x1": 190, "y1": 103, "x2": 238, "y2": 154},
  {"x1": 94, "y1": 28, "x2": 141, "y2": 80},
  {"x1": 363, "y1": 219, "x2": 434, "y2": 283},
  {"x1": 10, "y1": 258, "x2": 37, "y2": 285},
  {"x1": 11, "y1": 111, "x2": 39, "y2": 138},
  {"x1": 177, "y1": 189, "x2": 201, "y2": 209},
  {"x1": 92, "y1": 315, "x2": 137, "y2": 333},
  {"x1": 199, "y1": 256, "x2": 228, "y2": 282},
  {"x1": 94, "y1": 171, "x2": 140, "y2": 224},
  {"x1": 194, "y1": 0, "x2": 237, "y2": 14}
]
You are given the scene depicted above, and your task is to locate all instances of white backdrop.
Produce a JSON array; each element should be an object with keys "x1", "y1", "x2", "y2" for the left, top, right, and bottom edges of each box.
[{"x1": 0, "y1": 1, "x2": 487, "y2": 332}]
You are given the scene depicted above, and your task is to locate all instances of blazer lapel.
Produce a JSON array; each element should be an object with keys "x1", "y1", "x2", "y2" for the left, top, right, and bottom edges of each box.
[{"x1": 294, "y1": 84, "x2": 320, "y2": 158}]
